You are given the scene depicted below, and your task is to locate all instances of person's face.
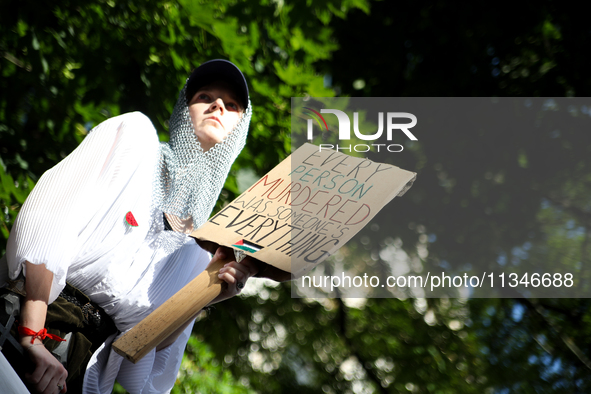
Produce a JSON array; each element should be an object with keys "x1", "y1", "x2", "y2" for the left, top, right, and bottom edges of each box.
[{"x1": 188, "y1": 81, "x2": 244, "y2": 152}]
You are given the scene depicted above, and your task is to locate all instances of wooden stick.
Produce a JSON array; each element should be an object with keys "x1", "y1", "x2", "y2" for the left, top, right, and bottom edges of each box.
[{"x1": 112, "y1": 256, "x2": 231, "y2": 363}]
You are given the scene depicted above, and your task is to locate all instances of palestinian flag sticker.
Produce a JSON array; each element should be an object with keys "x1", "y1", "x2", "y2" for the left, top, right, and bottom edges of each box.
[
  {"x1": 125, "y1": 211, "x2": 139, "y2": 227},
  {"x1": 232, "y1": 239, "x2": 262, "y2": 254}
]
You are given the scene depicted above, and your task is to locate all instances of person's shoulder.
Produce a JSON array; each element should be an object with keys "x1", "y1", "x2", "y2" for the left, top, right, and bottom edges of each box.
[
  {"x1": 91, "y1": 112, "x2": 159, "y2": 146},
  {"x1": 114, "y1": 111, "x2": 154, "y2": 124},
  {"x1": 110, "y1": 111, "x2": 157, "y2": 133}
]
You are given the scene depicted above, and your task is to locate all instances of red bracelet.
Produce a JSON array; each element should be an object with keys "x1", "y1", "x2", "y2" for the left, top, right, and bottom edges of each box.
[{"x1": 18, "y1": 326, "x2": 66, "y2": 344}]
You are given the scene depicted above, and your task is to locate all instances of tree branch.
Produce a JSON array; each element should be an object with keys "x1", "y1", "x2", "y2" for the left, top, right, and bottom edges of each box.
[{"x1": 516, "y1": 297, "x2": 591, "y2": 371}]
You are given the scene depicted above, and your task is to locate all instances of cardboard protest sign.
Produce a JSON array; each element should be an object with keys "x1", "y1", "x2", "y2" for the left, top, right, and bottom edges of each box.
[
  {"x1": 191, "y1": 143, "x2": 416, "y2": 278},
  {"x1": 113, "y1": 144, "x2": 415, "y2": 363}
]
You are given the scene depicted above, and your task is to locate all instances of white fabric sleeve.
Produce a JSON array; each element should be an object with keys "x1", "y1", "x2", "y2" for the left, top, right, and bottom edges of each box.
[{"x1": 5, "y1": 112, "x2": 159, "y2": 303}]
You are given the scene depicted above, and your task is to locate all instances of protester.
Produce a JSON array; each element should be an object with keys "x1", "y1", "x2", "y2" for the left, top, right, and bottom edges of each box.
[{"x1": 1, "y1": 59, "x2": 261, "y2": 393}]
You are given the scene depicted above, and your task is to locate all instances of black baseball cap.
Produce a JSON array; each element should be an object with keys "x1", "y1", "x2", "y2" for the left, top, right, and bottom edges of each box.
[{"x1": 185, "y1": 59, "x2": 249, "y2": 109}]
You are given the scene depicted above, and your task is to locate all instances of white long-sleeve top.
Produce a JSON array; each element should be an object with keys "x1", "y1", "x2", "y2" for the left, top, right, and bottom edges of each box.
[{"x1": 1, "y1": 112, "x2": 210, "y2": 393}]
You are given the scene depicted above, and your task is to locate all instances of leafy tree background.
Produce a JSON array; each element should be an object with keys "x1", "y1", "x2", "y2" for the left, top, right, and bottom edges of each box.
[{"x1": 2, "y1": 0, "x2": 591, "y2": 392}]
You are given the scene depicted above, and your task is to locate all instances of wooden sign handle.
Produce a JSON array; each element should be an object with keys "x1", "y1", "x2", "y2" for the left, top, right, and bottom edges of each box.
[{"x1": 112, "y1": 256, "x2": 231, "y2": 363}]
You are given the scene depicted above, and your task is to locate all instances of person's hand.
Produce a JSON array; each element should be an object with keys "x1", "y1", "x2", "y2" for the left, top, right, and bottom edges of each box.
[
  {"x1": 208, "y1": 247, "x2": 260, "y2": 304},
  {"x1": 23, "y1": 342, "x2": 68, "y2": 394}
]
